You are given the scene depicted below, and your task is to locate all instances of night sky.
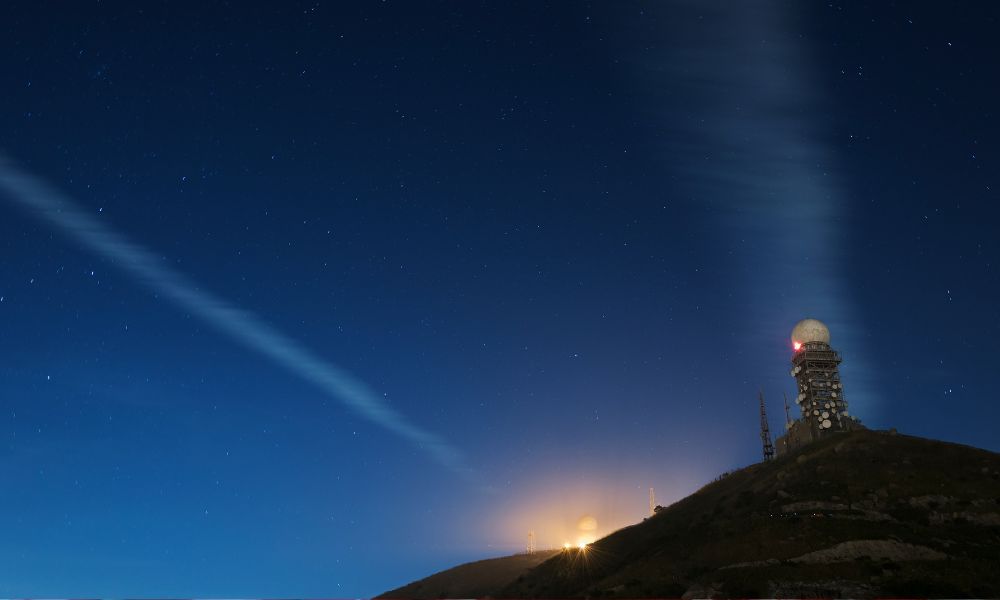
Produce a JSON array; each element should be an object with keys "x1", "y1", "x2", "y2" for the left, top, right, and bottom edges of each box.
[{"x1": 2, "y1": 2, "x2": 999, "y2": 596}]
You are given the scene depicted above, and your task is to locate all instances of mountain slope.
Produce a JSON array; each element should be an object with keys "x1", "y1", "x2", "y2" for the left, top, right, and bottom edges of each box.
[
  {"x1": 504, "y1": 430, "x2": 1000, "y2": 598},
  {"x1": 384, "y1": 429, "x2": 1000, "y2": 598},
  {"x1": 379, "y1": 549, "x2": 560, "y2": 599}
]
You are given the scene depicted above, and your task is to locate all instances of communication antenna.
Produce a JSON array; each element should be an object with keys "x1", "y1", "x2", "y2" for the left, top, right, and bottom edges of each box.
[
  {"x1": 759, "y1": 388, "x2": 775, "y2": 462},
  {"x1": 783, "y1": 392, "x2": 792, "y2": 427},
  {"x1": 649, "y1": 487, "x2": 655, "y2": 516},
  {"x1": 527, "y1": 530, "x2": 536, "y2": 555}
]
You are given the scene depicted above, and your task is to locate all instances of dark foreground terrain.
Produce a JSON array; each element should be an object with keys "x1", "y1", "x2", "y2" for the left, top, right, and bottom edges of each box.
[
  {"x1": 380, "y1": 549, "x2": 561, "y2": 599},
  {"x1": 381, "y1": 430, "x2": 1000, "y2": 598}
]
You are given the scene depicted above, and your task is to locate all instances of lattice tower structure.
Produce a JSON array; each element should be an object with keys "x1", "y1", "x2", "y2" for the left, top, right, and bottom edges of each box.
[
  {"x1": 759, "y1": 390, "x2": 775, "y2": 462},
  {"x1": 791, "y1": 340, "x2": 848, "y2": 438}
]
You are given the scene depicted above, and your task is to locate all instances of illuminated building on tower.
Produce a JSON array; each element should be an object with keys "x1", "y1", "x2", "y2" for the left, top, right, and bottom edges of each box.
[{"x1": 776, "y1": 318, "x2": 863, "y2": 455}]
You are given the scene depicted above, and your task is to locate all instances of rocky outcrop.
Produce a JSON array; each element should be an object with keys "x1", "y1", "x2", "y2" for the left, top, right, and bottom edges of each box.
[
  {"x1": 929, "y1": 510, "x2": 1000, "y2": 526},
  {"x1": 723, "y1": 539, "x2": 946, "y2": 570},
  {"x1": 789, "y1": 539, "x2": 947, "y2": 564},
  {"x1": 780, "y1": 500, "x2": 849, "y2": 512},
  {"x1": 768, "y1": 579, "x2": 876, "y2": 599},
  {"x1": 908, "y1": 494, "x2": 954, "y2": 508}
]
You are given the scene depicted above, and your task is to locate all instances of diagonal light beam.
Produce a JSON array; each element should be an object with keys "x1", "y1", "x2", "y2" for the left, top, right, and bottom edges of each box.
[{"x1": 0, "y1": 157, "x2": 470, "y2": 477}]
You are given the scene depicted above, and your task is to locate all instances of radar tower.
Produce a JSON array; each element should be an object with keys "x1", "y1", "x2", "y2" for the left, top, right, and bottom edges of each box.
[
  {"x1": 790, "y1": 318, "x2": 853, "y2": 438},
  {"x1": 777, "y1": 319, "x2": 863, "y2": 456}
]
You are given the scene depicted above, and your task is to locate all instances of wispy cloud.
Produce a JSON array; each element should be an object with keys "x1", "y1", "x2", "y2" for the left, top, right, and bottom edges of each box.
[
  {"x1": 0, "y1": 157, "x2": 470, "y2": 476},
  {"x1": 629, "y1": 1, "x2": 878, "y2": 413}
]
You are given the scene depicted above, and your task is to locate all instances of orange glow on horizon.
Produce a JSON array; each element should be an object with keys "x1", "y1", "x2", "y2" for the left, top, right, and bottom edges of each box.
[{"x1": 492, "y1": 469, "x2": 714, "y2": 555}]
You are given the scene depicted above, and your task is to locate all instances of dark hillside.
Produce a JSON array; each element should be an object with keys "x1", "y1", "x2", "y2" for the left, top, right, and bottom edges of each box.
[
  {"x1": 503, "y1": 430, "x2": 1000, "y2": 598},
  {"x1": 379, "y1": 549, "x2": 561, "y2": 599},
  {"x1": 383, "y1": 430, "x2": 1000, "y2": 598}
]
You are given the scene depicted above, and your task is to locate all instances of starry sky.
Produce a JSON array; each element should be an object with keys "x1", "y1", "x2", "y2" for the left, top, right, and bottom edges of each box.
[{"x1": 1, "y1": 1, "x2": 999, "y2": 596}]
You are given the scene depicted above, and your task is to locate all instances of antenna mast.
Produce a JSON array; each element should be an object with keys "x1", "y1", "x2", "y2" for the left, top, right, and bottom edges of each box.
[
  {"x1": 649, "y1": 487, "x2": 655, "y2": 516},
  {"x1": 527, "y1": 530, "x2": 536, "y2": 555},
  {"x1": 783, "y1": 391, "x2": 792, "y2": 428},
  {"x1": 759, "y1": 389, "x2": 775, "y2": 462}
]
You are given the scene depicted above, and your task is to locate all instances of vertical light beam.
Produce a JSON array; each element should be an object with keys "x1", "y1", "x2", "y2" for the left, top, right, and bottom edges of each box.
[{"x1": 631, "y1": 1, "x2": 877, "y2": 413}]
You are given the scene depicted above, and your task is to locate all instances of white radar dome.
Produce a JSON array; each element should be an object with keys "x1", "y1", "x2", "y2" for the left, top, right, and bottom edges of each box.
[{"x1": 791, "y1": 318, "x2": 830, "y2": 346}]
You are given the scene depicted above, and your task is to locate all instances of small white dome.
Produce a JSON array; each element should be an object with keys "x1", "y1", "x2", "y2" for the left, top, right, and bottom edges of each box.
[{"x1": 792, "y1": 318, "x2": 831, "y2": 346}]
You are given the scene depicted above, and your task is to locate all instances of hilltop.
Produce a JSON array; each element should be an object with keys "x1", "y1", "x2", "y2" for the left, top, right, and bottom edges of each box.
[
  {"x1": 384, "y1": 430, "x2": 1000, "y2": 598},
  {"x1": 379, "y1": 549, "x2": 561, "y2": 599}
]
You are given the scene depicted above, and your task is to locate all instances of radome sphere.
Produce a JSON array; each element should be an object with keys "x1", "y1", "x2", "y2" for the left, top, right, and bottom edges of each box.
[{"x1": 791, "y1": 318, "x2": 830, "y2": 346}]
